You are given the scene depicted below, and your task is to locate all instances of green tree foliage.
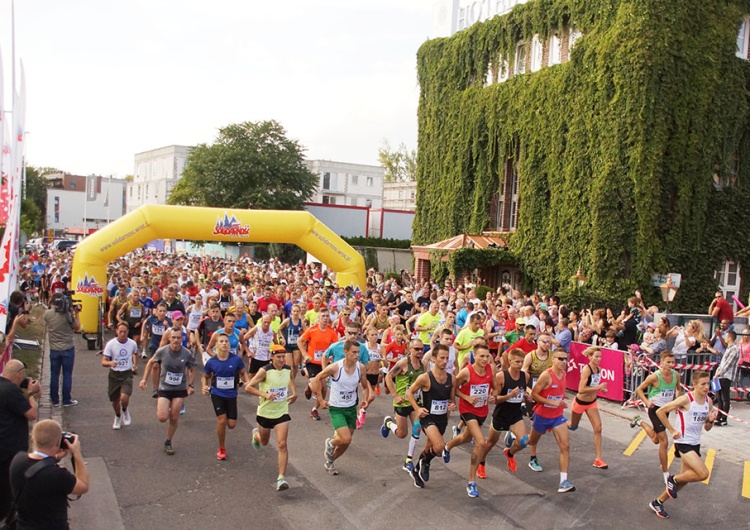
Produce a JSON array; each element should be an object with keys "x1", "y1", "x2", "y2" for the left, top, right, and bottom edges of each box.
[
  {"x1": 413, "y1": 0, "x2": 750, "y2": 312},
  {"x1": 379, "y1": 139, "x2": 417, "y2": 182},
  {"x1": 168, "y1": 120, "x2": 317, "y2": 210},
  {"x1": 24, "y1": 166, "x2": 52, "y2": 222},
  {"x1": 20, "y1": 198, "x2": 42, "y2": 236}
]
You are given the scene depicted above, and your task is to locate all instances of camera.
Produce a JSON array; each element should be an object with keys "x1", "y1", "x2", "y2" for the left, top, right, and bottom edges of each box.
[
  {"x1": 60, "y1": 432, "x2": 76, "y2": 449},
  {"x1": 54, "y1": 290, "x2": 82, "y2": 315},
  {"x1": 20, "y1": 377, "x2": 30, "y2": 389}
]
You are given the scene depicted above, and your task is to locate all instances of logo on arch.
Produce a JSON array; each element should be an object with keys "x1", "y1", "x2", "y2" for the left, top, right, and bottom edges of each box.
[
  {"x1": 213, "y1": 213, "x2": 250, "y2": 237},
  {"x1": 77, "y1": 273, "x2": 104, "y2": 296}
]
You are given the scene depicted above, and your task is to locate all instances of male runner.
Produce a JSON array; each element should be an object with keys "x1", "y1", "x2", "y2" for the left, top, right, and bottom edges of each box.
[
  {"x1": 141, "y1": 302, "x2": 172, "y2": 394},
  {"x1": 311, "y1": 340, "x2": 371, "y2": 475},
  {"x1": 648, "y1": 370, "x2": 717, "y2": 519},
  {"x1": 202, "y1": 333, "x2": 248, "y2": 460},
  {"x1": 101, "y1": 322, "x2": 139, "y2": 430},
  {"x1": 406, "y1": 343, "x2": 455, "y2": 489},
  {"x1": 298, "y1": 308, "x2": 338, "y2": 420},
  {"x1": 139, "y1": 328, "x2": 196, "y2": 455},
  {"x1": 529, "y1": 350, "x2": 575, "y2": 493}
]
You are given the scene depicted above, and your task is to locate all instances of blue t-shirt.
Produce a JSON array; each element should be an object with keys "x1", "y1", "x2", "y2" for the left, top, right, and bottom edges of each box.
[
  {"x1": 31, "y1": 264, "x2": 45, "y2": 282},
  {"x1": 204, "y1": 354, "x2": 245, "y2": 398},
  {"x1": 234, "y1": 314, "x2": 249, "y2": 332},
  {"x1": 140, "y1": 297, "x2": 156, "y2": 312},
  {"x1": 456, "y1": 308, "x2": 468, "y2": 328},
  {"x1": 325, "y1": 340, "x2": 369, "y2": 364},
  {"x1": 146, "y1": 316, "x2": 172, "y2": 350}
]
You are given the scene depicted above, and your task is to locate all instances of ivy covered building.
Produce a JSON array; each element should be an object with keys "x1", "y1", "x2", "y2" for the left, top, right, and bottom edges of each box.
[{"x1": 413, "y1": 0, "x2": 750, "y2": 312}]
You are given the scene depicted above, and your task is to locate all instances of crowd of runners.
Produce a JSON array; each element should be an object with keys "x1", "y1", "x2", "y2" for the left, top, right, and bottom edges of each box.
[{"x1": 18, "y1": 249, "x2": 727, "y2": 517}]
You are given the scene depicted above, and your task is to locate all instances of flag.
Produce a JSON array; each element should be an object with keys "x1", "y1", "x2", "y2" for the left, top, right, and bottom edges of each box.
[
  {"x1": 86, "y1": 175, "x2": 98, "y2": 201},
  {"x1": 0, "y1": 44, "x2": 8, "y2": 226}
]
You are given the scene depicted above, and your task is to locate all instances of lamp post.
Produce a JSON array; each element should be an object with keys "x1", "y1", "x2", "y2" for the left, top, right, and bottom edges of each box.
[
  {"x1": 574, "y1": 267, "x2": 587, "y2": 289},
  {"x1": 660, "y1": 276, "x2": 679, "y2": 313}
]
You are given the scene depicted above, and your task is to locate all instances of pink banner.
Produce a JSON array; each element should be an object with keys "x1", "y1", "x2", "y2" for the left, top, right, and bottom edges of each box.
[{"x1": 567, "y1": 342, "x2": 624, "y2": 402}]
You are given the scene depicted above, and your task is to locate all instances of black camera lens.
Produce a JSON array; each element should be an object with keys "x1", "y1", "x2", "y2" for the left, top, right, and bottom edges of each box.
[{"x1": 60, "y1": 432, "x2": 75, "y2": 449}]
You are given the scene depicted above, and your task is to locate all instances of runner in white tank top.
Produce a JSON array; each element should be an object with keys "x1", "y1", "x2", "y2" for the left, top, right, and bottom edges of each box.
[{"x1": 648, "y1": 371, "x2": 717, "y2": 520}]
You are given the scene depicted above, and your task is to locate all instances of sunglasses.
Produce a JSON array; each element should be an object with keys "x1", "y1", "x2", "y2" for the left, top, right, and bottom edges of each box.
[{"x1": 555, "y1": 357, "x2": 568, "y2": 361}]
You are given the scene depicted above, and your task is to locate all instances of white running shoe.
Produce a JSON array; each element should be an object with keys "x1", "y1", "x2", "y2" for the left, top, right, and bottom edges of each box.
[
  {"x1": 113, "y1": 416, "x2": 122, "y2": 430},
  {"x1": 122, "y1": 409, "x2": 132, "y2": 426}
]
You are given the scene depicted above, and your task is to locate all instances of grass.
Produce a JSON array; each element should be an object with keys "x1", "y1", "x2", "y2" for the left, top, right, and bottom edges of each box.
[{"x1": 11, "y1": 304, "x2": 46, "y2": 380}]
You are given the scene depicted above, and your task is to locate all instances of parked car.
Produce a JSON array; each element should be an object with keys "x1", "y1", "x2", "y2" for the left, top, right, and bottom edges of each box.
[{"x1": 52, "y1": 239, "x2": 78, "y2": 252}]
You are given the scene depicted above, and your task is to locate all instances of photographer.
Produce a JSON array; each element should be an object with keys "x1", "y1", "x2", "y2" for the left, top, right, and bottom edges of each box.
[
  {"x1": 0, "y1": 359, "x2": 40, "y2": 519},
  {"x1": 44, "y1": 292, "x2": 81, "y2": 407},
  {"x1": 9, "y1": 419, "x2": 89, "y2": 529}
]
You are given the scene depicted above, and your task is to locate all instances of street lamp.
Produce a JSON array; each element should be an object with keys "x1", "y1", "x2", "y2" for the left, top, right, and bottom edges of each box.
[
  {"x1": 660, "y1": 276, "x2": 679, "y2": 313},
  {"x1": 574, "y1": 267, "x2": 587, "y2": 288}
]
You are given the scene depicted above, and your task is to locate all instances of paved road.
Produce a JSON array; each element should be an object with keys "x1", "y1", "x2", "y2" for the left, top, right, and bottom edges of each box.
[{"x1": 42, "y1": 334, "x2": 750, "y2": 529}]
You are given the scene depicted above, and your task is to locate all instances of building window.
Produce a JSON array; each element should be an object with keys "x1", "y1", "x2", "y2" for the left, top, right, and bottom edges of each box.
[
  {"x1": 70, "y1": 181, "x2": 76, "y2": 190},
  {"x1": 322, "y1": 195, "x2": 336, "y2": 205},
  {"x1": 366, "y1": 176, "x2": 373, "y2": 187},
  {"x1": 715, "y1": 261, "x2": 741, "y2": 308},
  {"x1": 323, "y1": 172, "x2": 331, "y2": 190},
  {"x1": 569, "y1": 26, "x2": 582, "y2": 51},
  {"x1": 737, "y1": 18, "x2": 749, "y2": 59},
  {"x1": 514, "y1": 41, "x2": 526, "y2": 75},
  {"x1": 54, "y1": 196, "x2": 60, "y2": 223},
  {"x1": 351, "y1": 175, "x2": 359, "y2": 185},
  {"x1": 530, "y1": 35, "x2": 543, "y2": 72},
  {"x1": 549, "y1": 32, "x2": 562, "y2": 65}
]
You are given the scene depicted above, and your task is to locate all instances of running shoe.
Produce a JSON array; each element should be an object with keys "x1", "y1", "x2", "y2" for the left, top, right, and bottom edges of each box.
[
  {"x1": 217, "y1": 447, "x2": 227, "y2": 460},
  {"x1": 558, "y1": 479, "x2": 576, "y2": 493},
  {"x1": 63, "y1": 400, "x2": 79, "y2": 407},
  {"x1": 324, "y1": 461, "x2": 339, "y2": 475},
  {"x1": 649, "y1": 499, "x2": 669, "y2": 519},
  {"x1": 452, "y1": 425, "x2": 460, "y2": 439},
  {"x1": 311, "y1": 409, "x2": 321, "y2": 421},
  {"x1": 666, "y1": 474, "x2": 678, "y2": 499},
  {"x1": 304, "y1": 385, "x2": 312, "y2": 400},
  {"x1": 112, "y1": 415, "x2": 122, "y2": 430},
  {"x1": 442, "y1": 447, "x2": 451, "y2": 463},
  {"x1": 358, "y1": 408, "x2": 367, "y2": 427},
  {"x1": 180, "y1": 404, "x2": 186, "y2": 415},
  {"x1": 164, "y1": 441, "x2": 175, "y2": 456},
  {"x1": 141, "y1": 351, "x2": 148, "y2": 359},
  {"x1": 402, "y1": 458, "x2": 414, "y2": 473},
  {"x1": 374, "y1": 385, "x2": 381, "y2": 396},
  {"x1": 466, "y1": 481, "x2": 479, "y2": 498},
  {"x1": 356, "y1": 417, "x2": 362, "y2": 430},
  {"x1": 412, "y1": 420, "x2": 421, "y2": 438},
  {"x1": 252, "y1": 428, "x2": 261, "y2": 450},
  {"x1": 504, "y1": 431, "x2": 516, "y2": 448},
  {"x1": 410, "y1": 461, "x2": 425, "y2": 488},
  {"x1": 418, "y1": 458, "x2": 431, "y2": 482},
  {"x1": 593, "y1": 458, "x2": 608, "y2": 469},
  {"x1": 381, "y1": 416, "x2": 393, "y2": 438},
  {"x1": 325, "y1": 438, "x2": 335, "y2": 464},
  {"x1": 629, "y1": 415, "x2": 642, "y2": 428},
  {"x1": 504, "y1": 449, "x2": 517, "y2": 473},
  {"x1": 528, "y1": 457, "x2": 543, "y2": 472},
  {"x1": 122, "y1": 409, "x2": 132, "y2": 426},
  {"x1": 476, "y1": 463, "x2": 486, "y2": 479},
  {"x1": 276, "y1": 476, "x2": 290, "y2": 491}
]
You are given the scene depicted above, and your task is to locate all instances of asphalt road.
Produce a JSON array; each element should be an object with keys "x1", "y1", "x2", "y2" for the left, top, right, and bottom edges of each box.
[{"x1": 49, "y1": 334, "x2": 750, "y2": 530}]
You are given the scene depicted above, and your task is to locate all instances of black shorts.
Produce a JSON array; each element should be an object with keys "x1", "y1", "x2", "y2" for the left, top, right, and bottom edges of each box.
[
  {"x1": 460, "y1": 412, "x2": 487, "y2": 426},
  {"x1": 257, "y1": 414, "x2": 291, "y2": 429},
  {"x1": 248, "y1": 357, "x2": 268, "y2": 374},
  {"x1": 395, "y1": 405, "x2": 414, "y2": 417},
  {"x1": 648, "y1": 405, "x2": 669, "y2": 434},
  {"x1": 366, "y1": 373, "x2": 380, "y2": 386},
  {"x1": 285, "y1": 345, "x2": 299, "y2": 354},
  {"x1": 210, "y1": 394, "x2": 238, "y2": 420},
  {"x1": 421, "y1": 414, "x2": 448, "y2": 435},
  {"x1": 127, "y1": 326, "x2": 140, "y2": 339},
  {"x1": 674, "y1": 442, "x2": 700, "y2": 457},
  {"x1": 491, "y1": 414, "x2": 524, "y2": 432},
  {"x1": 305, "y1": 362, "x2": 323, "y2": 378},
  {"x1": 157, "y1": 389, "x2": 188, "y2": 400}
]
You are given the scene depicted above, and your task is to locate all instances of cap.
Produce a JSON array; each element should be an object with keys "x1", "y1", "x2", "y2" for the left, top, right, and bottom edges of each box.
[
  {"x1": 516, "y1": 317, "x2": 525, "y2": 325},
  {"x1": 646, "y1": 322, "x2": 656, "y2": 329},
  {"x1": 171, "y1": 311, "x2": 185, "y2": 320},
  {"x1": 420, "y1": 302, "x2": 429, "y2": 308},
  {"x1": 539, "y1": 302, "x2": 548, "y2": 310},
  {"x1": 199, "y1": 274, "x2": 206, "y2": 280},
  {"x1": 307, "y1": 279, "x2": 314, "y2": 285},
  {"x1": 270, "y1": 344, "x2": 286, "y2": 354},
  {"x1": 403, "y1": 287, "x2": 413, "y2": 293}
]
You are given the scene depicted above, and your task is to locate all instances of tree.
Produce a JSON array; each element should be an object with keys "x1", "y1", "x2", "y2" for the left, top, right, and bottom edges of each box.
[
  {"x1": 20, "y1": 198, "x2": 43, "y2": 236},
  {"x1": 24, "y1": 166, "x2": 51, "y2": 222},
  {"x1": 168, "y1": 120, "x2": 317, "y2": 210},
  {"x1": 378, "y1": 140, "x2": 416, "y2": 182}
]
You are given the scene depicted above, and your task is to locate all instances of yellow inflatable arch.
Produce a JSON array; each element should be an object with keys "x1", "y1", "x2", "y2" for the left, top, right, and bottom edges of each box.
[{"x1": 72, "y1": 205, "x2": 367, "y2": 333}]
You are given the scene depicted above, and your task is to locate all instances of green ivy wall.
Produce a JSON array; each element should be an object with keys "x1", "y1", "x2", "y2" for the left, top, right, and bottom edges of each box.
[{"x1": 414, "y1": 0, "x2": 750, "y2": 312}]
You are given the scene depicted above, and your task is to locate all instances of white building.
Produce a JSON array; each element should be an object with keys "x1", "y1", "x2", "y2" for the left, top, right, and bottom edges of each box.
[
  {"x1": 127, "y1": 145, "x2": 191, "y2": 212},
  {"x1": 304, "y1": 160, "x2": 384, "y2": 208},
  {"x1": 432, "y1": 0, "x2": 531, "y2": 37},
  {"x1": 46, "y1": 174, "x2": 126, "y2": 237},
  {"x1": 382, "y1": 181, "x2": 417, "y2": 211}
]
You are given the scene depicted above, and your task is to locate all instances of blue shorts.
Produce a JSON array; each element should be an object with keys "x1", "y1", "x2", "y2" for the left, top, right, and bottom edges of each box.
[{"x1": 532, "y1": 414, "x2": 567, "y2": 433}]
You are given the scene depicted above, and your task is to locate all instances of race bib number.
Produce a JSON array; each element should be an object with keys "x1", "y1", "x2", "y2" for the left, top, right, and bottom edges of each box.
[
  {"x1": 506, "y1": 387, "x2": 524, "y2": 403},
  {"x1": 369, "y1": 349, "x2": 380, "y2": 361},
  {"x1": 659, "y1": 388, "x2": 675, "y2": 400},
  {"x1": 152, "y1": 323, "x2": 166, "y2": 335},
  {"x1": 314, "y1": 350, "x2": 324, "y2": 361},
  {"x1": 165, "y1": 371, "x2": 184, "y2": 386},
  {"x1": 590, "y1": 373, "x2": 601, "y2": 386},
  {"x1": 287, "y1": 333, "x2": 298, "y2": 346},
  {"x1": 544, "y1": 395, "x2": 562, "y2": 408},
  {"x1": 339, "y1": 390, "x2": 355, "y2": 405},
  {"x1": 470, "y1": 383, "x2": 489, "y2": 407},
  {"x1": 220, "y1": 301, "x2": 230, "y2": 310},
  {"x1": 116, "y1": 358, "x2": 130, "y2": 368},
  {"x1": 271, "y1": 386, "x2": 288, "y2": 402},
  {"x1": 430, "y1": 399, "x2": 448, "y2": 415},
  {"x1": 216, "y1": 376, "x2": 234, "y2": 389},
  {"x1": 129, "y1": 308, "x2": 142, "y2": 318},
  {"x1": 492, "y1": 335, "x2": 502, "y2": 343}
]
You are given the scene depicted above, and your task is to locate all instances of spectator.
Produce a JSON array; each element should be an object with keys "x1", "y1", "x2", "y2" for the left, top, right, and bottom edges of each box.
[
  {"x1": 552, "y1": 317, "x2": 572, "y2": 353},
  {"x1": 714, "y1": 330, "x2": 740, "y2": 426},
  {"x1": 44, "y1": 293, "x2": 81, "y2": 407},
  {"x1": 709, "y1": 291, "x2": 734, "y2": 323}
]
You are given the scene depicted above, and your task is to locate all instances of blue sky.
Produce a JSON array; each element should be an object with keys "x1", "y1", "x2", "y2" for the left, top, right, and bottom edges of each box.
[{"x1": 1, "y1": 0, "x2": 437, "y2": 177}]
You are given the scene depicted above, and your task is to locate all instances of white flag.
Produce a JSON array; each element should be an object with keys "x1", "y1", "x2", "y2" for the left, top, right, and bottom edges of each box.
[{"x1": 87, "y1": 175, "x2": 98, "y2": 201}]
